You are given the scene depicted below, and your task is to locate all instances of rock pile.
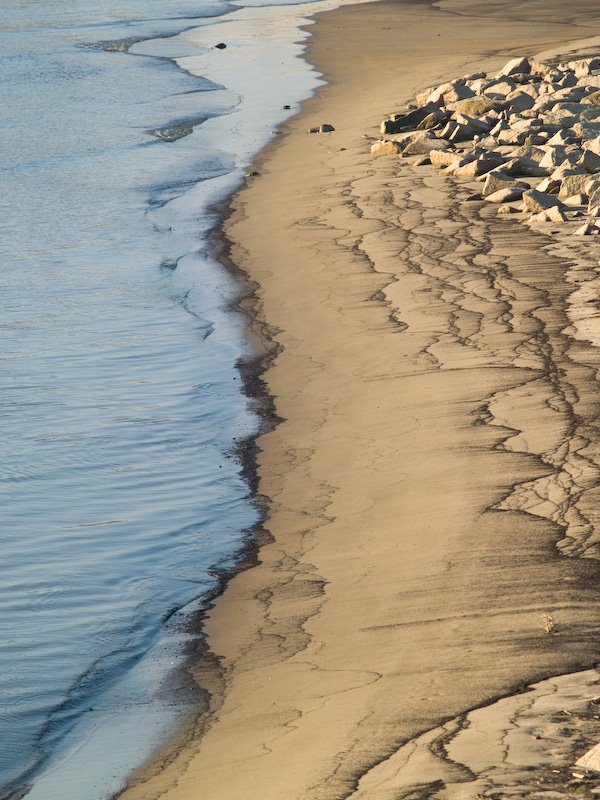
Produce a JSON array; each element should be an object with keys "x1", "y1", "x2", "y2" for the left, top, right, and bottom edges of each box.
[{"x1": 372, "y1": 55, "x2": 600, "y2": 234}]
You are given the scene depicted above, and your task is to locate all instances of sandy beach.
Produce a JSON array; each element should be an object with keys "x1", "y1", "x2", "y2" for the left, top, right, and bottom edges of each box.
[{"x1": 118, "y1": 1, "x2": 600, "y2": 798}]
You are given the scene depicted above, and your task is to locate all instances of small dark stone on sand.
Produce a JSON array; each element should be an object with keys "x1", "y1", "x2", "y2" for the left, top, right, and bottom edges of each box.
[
  {"x1": 320, "y1": 123, "x2": 335, "y2": 132},
  {"x1": 283, "y1": 104, "x2": 291, "y2": 109},
  {"x1": 247, "y1": 171, "x2": 260, "y2": 177},
  {"x1": 466, "y1": 193, "x2": 483, "y2": 201},
  {"x1": 272, "y1": 130, "x2": 282, "y2": 135},
  {"x1": 214, "y1": 42, "x2": 227, "y2": 49}
]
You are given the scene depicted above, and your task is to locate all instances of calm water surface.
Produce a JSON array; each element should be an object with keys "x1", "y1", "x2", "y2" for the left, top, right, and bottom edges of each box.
[{"x1": 0, "y1": 0, "x2": 331, "y2": 796}]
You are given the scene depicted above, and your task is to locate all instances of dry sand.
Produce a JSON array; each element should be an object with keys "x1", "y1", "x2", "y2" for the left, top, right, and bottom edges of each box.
[{"x1": 119, "y1": 1, "x2": 600, "y2": 798}]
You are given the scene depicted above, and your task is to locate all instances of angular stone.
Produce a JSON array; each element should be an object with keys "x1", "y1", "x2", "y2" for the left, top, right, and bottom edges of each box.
[
  {"x1": 537, "y1": 177, "x2": 561, "y2": 193},
  {"x1": 575, "y1": 222, "x2": 600, "y2": 235},
  {"x1": 428, "y1": 81, "x2": 474, "y2": 106},
  {"x1": 505, "y1": 90, "x2": 536, "y2": 113},
  {"x1": 497, "y1": 57, "x2": 531, "y2": 77},
  {"x1": 371, "y1": 140, "x2": 403, "y2": 157},
  {"x1": 484, "y1": 78, "x2": 518, "y2": 98},
  {"x1": 429, "y1": 149, "x2": 459, "y2": 169},
  {"x1": 539, "y1": 146, "x2": 578, "y2": 169},
  {"x1": 380, "y1": 104, "x2": 440, "y2": 134},
  {"x1": 482, "y1": 171, "x2": 527, "y2": 197},
  {"x1": 453, "y1": 96, "x2": 504, "y2": 116},
  {"x1": 497, "y1": 204, "x2": 518, "y2": 214},
  {"x1": 522, "y1": 188, "x2": 564, "y2": 212},
  {"x1": 504, "y1": 157, "x2": 548, "y2": 177},
  {"x1": 563, "y1": 193, "x2": 587, "y2": 206},
  {"x1": 551, "y1": 163, "x2": 587, "y2": 179},
  {"x1": 583, "y1": 90, "x2": 600, "y2": 106},
  {"x1": 454, "y1": 113, "x2": 492, "y2": 133},
  {"x1": 579, "y1": 148, "x2": 600, "y2": 172},
  {"x1": 559, "y1": 173, "x2": 594, "y2": 198},
  {"x1": 485, "y1": 187, "x2": 525, "y2": 203},
  {"x1": 416, "y1": 109, "x2": 447, "y2": 130},
  {"x1": 401, "y1": 131, "x2": 451, "y2": 155}
]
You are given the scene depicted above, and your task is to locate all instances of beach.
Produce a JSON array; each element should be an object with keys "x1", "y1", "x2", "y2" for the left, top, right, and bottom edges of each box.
[{"x1": 116, "y1": 0, "x2": 600, "y2": 798}]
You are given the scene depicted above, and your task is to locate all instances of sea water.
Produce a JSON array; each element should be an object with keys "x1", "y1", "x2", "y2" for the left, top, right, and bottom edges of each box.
[{"x1": 0, "y1": 0, "x2": 340, "y2": 796}]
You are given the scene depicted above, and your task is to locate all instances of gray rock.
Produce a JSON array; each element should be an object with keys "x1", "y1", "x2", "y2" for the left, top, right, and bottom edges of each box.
[
  {"x1": 320, "y1": 124, "x2": 335, "y2": 133},
  {"x1": 429, "y1": 149, "x2": 460, "y2": 169}
]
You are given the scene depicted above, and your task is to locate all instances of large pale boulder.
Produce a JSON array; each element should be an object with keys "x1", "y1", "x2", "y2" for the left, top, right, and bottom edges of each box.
[
  {"x1": 380, "y1": 103, "x2": 441, "y2": 134},
  {"x1": 497, "y1": 56, "x2": 531, "y2": 77},
  {"x1": 484, "y1": 187, "x2": 525, "y2": 203},
  {"x1": 484, "y1": 78, "x2": 518, "y2": 98},
  {"x1": 521, "y1": 188, "x2": 564, "y2": 212},
  {"x1": 482, "y1": 171, "x2": 527, "y2": 197},
  {"x1": 371, "y1": 140, "x2": 403, "y2": 157},
  {"x1": 505, "y1": 90, "x2": 536, "y2": 113},
  {"x1": 453, "y1": 96, "x2": 504, "y2": 116},
  {"x1": 401, "y1": 131, "x2": 451, "y2": 155},
  {"x1": 583, "y1": 90, "x2": 600, "y2": 106},
  {"x1": 429, "y1": 149, "x2": 459, "y2": 169},
  {"x1": 558, "y1": 173, "x2": 593, "y2": 198}
]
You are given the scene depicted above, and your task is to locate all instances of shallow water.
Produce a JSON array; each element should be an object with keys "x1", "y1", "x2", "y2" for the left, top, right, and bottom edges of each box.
[{"x1": 0, "y1": 0, "x2": 336, "y2": 795}]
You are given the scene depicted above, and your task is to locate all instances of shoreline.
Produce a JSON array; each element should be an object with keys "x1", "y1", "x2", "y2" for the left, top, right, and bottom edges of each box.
[{"x1": 118, "y1": 1, "x2": 600, "y2": 799}]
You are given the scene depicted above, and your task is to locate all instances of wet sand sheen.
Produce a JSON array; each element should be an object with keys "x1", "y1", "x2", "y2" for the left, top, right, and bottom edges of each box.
[{"x1": 119, "y1": 1, "x2": 600, "y2": 798}]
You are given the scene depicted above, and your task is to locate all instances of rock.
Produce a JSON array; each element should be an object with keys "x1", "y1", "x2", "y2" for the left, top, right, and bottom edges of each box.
[
  {"x1": 319, "y1": 124, "x2": 335, "y2": 133},
  {"x1": 417, "y1": 110, "x2": 447, "y2": 130},
  {"x1": 482, "y1": 171, "x2": 527, "y2": 197},
  {"x1": 453, "y1": 96, "x2": 504, "y2": 116},
  {"x1": 246, "y1": 170, "x2": 260, "y2": 177},
  {"x1": 547, "y1": 128, "x2": 581, "y2": 146},
  {"x1": 380, "y1": 104, "x2": 440, "y2": 134},
  {"x1": 283, "y1": 104, "x2": 291, "y2": 110},
  {"x1": 559, "y1": 173, "x2": 593, "y2": 198},
  {"x1": 537, "y1": 177, "x2": 561, "y2": 193},
  {"x1": 428, "y1": 81, "x2": 474, "y2": 105},
  {"x1": 504, "y1": 157, "x2": 548, "y2": 177},
  {"x1": 430, "y1": 149, "x2": 459, "y2": 169},
  {"x1": 583, "y1": 90, "x2": 600, "y2": 106},
  {"x1": 484, "y1": 77, "x2": 518, "y2": 98},
  {"x1": 453, "y1": 113, "x2": 492, "y2": 133},
  {"x1": 579, "y1": 148, "x2": 600, "y2": 172},
  {"x1": 308, "y1": 126, "x2": 320, "y2": 133},
  {"x1": 528, "y1": 206, "x2": 566, "y2": 223},
  {"x1": 563, "y1": 193, "x2": 587, "y2": 206},
  {"x1": 551, "y1": 163, "x2": 587, "y2": 179},
  {"x1": 506, "y1": 90, "x2": 536, "y2": 113},
  {"x1": 539, "y1": 146, "x2": 578, "y2": 169},
  {"x1": 497, "y1": 56, "x2": 531, "y2": 77},
  {"x1": 498, "y1": 204, "x2": 518, "y2": 214},
  {"x1": 370, "y1": 139, "x2": 403, "y2": 157},
  {"x1": 214, "y1": 42, "x2": 227, "y2": 49},
  {"x1": 412, "y1": 155, "x2": 431, "y2": 166},
  {"x1": 546, "y1": 205, "x2": 567, "y2": 222},
  {"x1": 522, "y1": 188, "x2": 564, "y2": 212},
  {"x1": 575, "y1": 222, "x2": 600, "y2": 235},
  {"x1": 485, "y1": 187, "x2": 525, "y2": 202},
  {"x1": 584, "y1": 135, "x2": 600, "y2": 155},
  {"x1": 401, "y1": 131, "x2": 451, "y2": 155}
]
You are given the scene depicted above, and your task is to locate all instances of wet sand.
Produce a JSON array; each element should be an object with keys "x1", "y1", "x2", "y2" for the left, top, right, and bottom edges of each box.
[{"x1": 119, "y1": 1, "x2": 600, "y2": 798}]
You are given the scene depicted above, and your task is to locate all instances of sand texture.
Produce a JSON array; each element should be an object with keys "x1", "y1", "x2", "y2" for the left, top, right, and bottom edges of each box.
[{"x1": 118, "y1": 1, "x2": 600, "y2": 798}]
